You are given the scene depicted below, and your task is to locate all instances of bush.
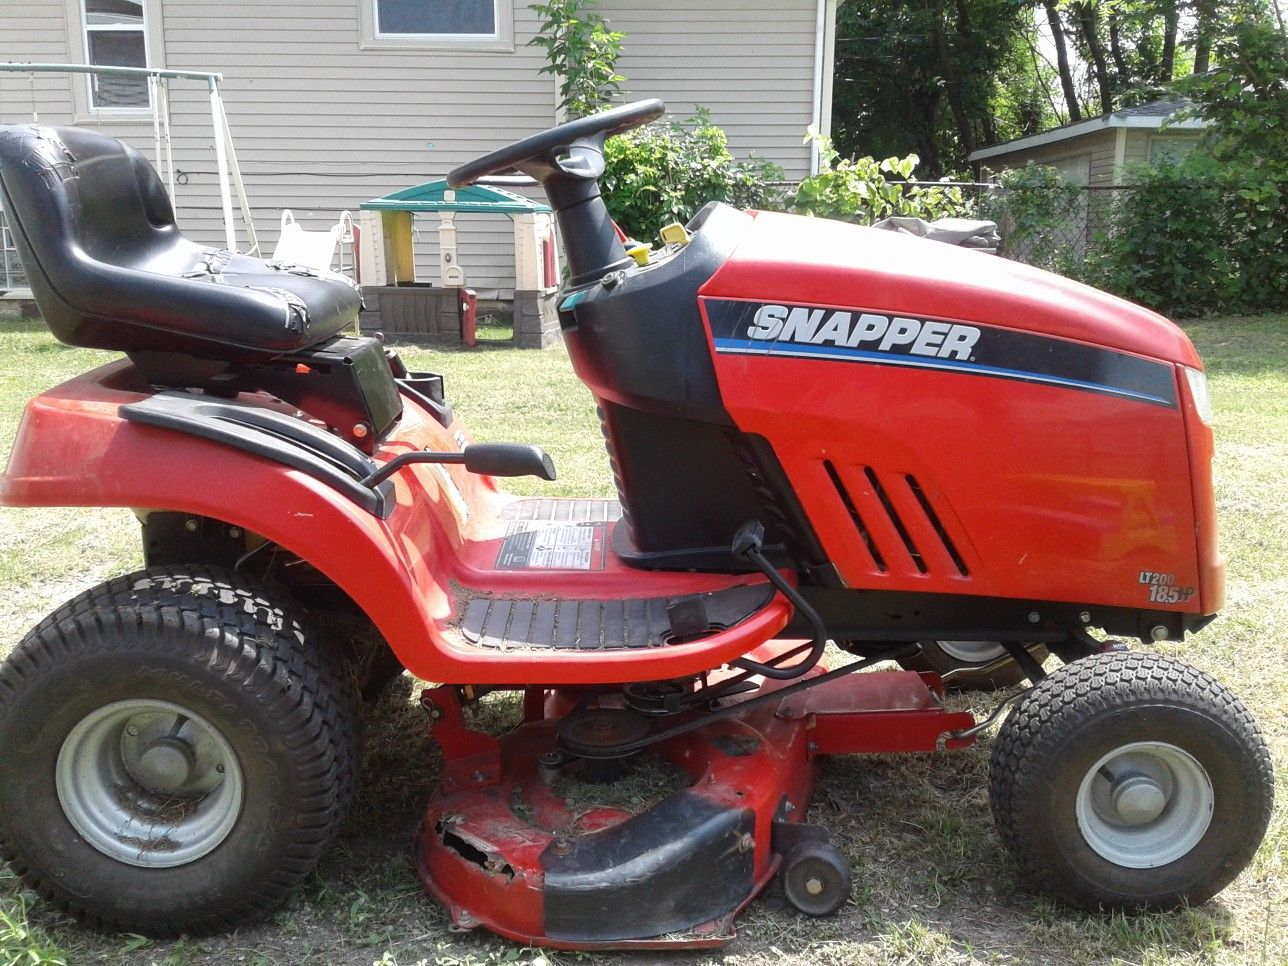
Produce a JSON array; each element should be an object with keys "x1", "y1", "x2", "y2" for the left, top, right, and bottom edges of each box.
[
  {"x1": 601, "y1": 111, "x2": 785, "y2": 241},
  {"x1": 789, "y1": 132, "x2": 970, "y2": 224},
  {"x1": 1085, "y1": 156, "x2": 1287, "y2": 317},
  {"x1": 1086, "y1": 10, "x2": 1288, "y2": 316}
]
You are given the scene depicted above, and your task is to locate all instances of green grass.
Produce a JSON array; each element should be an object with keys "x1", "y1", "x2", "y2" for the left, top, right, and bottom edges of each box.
[{"x1": 0, "y1": 308, "x2": 1285, "y2": 965}]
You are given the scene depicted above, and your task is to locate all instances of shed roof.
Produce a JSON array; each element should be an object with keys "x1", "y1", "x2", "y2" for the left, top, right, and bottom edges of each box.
[
  {"x1": 360, "y1": 179, "x2": 550, "y2": 214},
  {"x1": 970, "y1": 98, "x2": 1208, "y2": 163}
]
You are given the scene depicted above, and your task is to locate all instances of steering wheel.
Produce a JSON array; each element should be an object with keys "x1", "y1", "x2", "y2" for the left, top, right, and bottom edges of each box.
[{"x1": 447, "y1": 99, "x2": 664, "y2": 191}]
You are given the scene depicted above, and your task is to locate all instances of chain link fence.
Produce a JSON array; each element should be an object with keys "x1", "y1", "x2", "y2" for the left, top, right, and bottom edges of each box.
[{"x1": 902, "y1": 181, "x2": 1129, "y2": 276}]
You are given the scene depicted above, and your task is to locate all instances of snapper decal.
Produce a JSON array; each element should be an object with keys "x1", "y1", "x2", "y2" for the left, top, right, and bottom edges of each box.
[{"x1": 702, "y1": 298, "x2": 1178, "y2": 408}]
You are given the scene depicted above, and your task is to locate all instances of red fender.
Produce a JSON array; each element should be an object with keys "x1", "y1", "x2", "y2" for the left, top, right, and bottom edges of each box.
[{"x1": 0, "y1": 361, "x2": 791, "y2": 684}]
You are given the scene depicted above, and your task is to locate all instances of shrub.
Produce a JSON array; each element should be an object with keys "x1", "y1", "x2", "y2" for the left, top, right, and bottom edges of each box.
[
  {"x1": 1085, "y1": 155, "x2": 1287, "y2": 317},
  {"x1": 1086, "y1": 9, "x2": 1288, "y2": 316},
  {"x1": 601, "y1": 111, "x2": 785, "y2": 241},
  {"x1": 789, "y1": 131, "x2": 970, "y2": 224}
]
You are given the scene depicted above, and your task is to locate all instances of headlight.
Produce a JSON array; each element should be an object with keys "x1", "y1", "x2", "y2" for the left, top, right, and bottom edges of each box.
[{"x1": 1183, "y1": 366, "x2": 1213, "y2": 425}]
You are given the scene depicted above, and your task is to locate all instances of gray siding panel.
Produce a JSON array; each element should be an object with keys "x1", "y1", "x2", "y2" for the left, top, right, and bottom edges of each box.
[
  {"x1": 2, "y1": 0, "x2": 820, "y2": 296},
  {"x1": 601, "y1": 0, "x2": 816, "y2": 178}
]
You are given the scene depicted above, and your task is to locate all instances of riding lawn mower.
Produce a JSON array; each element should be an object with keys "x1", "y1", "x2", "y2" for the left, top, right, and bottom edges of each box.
[{"x1": 0, "y1": 101, "x2": 1272, "y2": 950}]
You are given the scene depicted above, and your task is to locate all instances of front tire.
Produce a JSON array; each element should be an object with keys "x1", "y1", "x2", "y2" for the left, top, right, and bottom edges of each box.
[
  {"x1": 989, "y1": 651, "x2": 1272, "y2": 910},
  {"x1": 0, "y1": 566, "x2": 361, "y2": 936}
]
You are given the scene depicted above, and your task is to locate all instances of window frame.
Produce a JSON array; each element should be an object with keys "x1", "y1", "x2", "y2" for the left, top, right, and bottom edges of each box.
[
  {"x1": 67, "y1": 0, "x2": 165, "y2": 122},
  {"x1": 359, "y1": 0, "x2": 514, "y2": 52}
]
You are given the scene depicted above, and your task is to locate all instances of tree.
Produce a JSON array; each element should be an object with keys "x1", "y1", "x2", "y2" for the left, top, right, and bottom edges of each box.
[
  {"x1": 831, "y1": 0, "x2": 1039, "y2": 175},
  {"x1": 528, "y1": 0, "x2": 626, "y2": 118}
]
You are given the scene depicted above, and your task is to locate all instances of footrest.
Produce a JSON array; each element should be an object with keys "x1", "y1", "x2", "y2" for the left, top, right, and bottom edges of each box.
[{"x1": 457, "y1": 583, "x2": 774, "y2": 652}]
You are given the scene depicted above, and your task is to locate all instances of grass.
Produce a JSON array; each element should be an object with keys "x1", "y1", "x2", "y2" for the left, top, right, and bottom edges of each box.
[{"x1": 0, "y1": 307, "x2": 1285, "y2": 965}]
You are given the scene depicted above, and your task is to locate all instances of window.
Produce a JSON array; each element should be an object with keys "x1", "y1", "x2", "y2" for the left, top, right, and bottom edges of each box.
[
  {"x1": 1149, "y1": 136, "x2": 1200, "y2": 165},
  {"x1": 361, "y1": 0, "x2": 512, "y2": 49},
  {"x1": 82, "y1": 0, "x2": 150, "y2": 109},
  {"x1": 374, "y1": 0, "x2": 499, "y2": 38}
]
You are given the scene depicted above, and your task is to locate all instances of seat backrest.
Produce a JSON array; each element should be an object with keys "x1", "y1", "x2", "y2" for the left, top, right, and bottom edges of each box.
[
  {"x1": 0, "y1": 125, "x2": 362, "y2": 364},
  {"x1": 0, "y1": 124, "x2": 190, "y2": 345}
]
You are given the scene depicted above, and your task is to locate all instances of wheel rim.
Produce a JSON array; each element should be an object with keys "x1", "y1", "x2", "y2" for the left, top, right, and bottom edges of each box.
[
  {"x1": 56, "y1": 699, "x2": 244, "y2": 868},
  {"x1": 1075, "y1": 741, "x2": 1213, "y2": 869},
  {"x1": 935, "y1": 640, "x2": 1007, "y2": 664}
]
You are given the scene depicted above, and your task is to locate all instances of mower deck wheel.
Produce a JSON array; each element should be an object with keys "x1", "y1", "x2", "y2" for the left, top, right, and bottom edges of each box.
[
  {"x1": 989, "y1": 651, "x2": 1273, "y2": 910},
  {"x1": 781, "y1": 840, "x2": 851, "y2": 917},
  {"x1": 900, "y1": 640, "x2": 1048, "y2": 691},
  {"x1": 0, "y1": 566, "x2": 361, "y2": 936}
]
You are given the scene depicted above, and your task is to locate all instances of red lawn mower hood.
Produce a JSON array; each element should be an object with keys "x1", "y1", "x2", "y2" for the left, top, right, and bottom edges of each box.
[{"x1": 702, "y1": 210, "x2": 1202, "y2": 368}]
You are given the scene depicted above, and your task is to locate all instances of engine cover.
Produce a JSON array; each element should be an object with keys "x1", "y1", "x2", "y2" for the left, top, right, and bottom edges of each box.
[{"x1": 699, "y1": 210, "x2": 1219, "y2": 618}]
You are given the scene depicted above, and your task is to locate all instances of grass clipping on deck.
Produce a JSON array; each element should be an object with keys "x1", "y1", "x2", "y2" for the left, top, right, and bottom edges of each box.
[{"x1": 552, "y1": 754, "x2": 692, "y2": 820}]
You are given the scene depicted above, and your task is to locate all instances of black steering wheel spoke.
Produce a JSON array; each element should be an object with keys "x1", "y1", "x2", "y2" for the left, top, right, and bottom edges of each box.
[{"x1": 447, "y1": 100, "x2": 665, "y2": 286}]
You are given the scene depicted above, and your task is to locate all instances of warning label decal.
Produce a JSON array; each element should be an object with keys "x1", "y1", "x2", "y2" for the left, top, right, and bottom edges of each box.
[{"x1": 496, "y1": 521, "x2": 608, "y2": 571}]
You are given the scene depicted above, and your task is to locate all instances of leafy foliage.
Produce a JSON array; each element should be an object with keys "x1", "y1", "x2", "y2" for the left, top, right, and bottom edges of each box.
[
  {"x1": 601, "y1": 112, "x2": 784, "y2": 241},
  {"x1": 977, "y1": 163, "x2": 1085, "y2": 273},
  {"x1": 789, "y1": 132, "x2": 970, "y2": 224},
  {"x1": 831, "y1": 0, "x2": 1039, "y2": 175},
  {"x1": 528, "y1": 0, "x2": 626, "y2": 118},
  {"x1": 1086, "y1": 7, "x2": 1288, "y2": 316},
  {"x1": 1084, "y1": 158, "x2": 1241, "y2": 316}
]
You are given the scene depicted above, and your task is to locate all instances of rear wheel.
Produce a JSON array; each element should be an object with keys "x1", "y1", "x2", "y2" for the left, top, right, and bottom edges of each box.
[
  {"x1": 900, "y1": 640, "x2": 1047, "y2": 690},
  {"x1": 0, "y1": 566, "x2": 361, "y2": 936},
  {"x1": 989, "y1": 651, "x2": 1272, "y2": 910}
]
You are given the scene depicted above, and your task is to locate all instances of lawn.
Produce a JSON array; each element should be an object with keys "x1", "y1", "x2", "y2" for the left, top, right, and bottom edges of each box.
[{"x1": 0, "y1": 309, "x2": 1285, "y2": 966}]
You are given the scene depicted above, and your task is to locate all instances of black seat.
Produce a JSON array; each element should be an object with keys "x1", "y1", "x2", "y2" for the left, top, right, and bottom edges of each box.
[{"x1": 0, "y1": 124, "x2": 360, "y2": 364}]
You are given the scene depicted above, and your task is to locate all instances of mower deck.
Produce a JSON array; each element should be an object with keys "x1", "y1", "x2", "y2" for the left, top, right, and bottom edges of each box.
[{"x1": 415, "y1": 656, "x2": 976, "y2": 949}]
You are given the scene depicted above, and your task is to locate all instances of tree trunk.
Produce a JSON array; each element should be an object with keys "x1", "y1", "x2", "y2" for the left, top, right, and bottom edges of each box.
[
  {"x1": 1192, "y1": 0, "x2": 1213, "y2": 74},
  {"x1": 1108, "y1": 13, "x2": 1130, "y2": 88},
  {"x1": 931, "y1": 8, "x2": 977, "y2": 157},
  {"x1": 1075, "y1": 2, "x2": 1114, "y2": 113},
  {"x1": 1161, "y1": 0, "x2": 1179, "y2": 82},
  {"x1": 1044, "y1": 0, "x2": 1082, "y2": 122}
]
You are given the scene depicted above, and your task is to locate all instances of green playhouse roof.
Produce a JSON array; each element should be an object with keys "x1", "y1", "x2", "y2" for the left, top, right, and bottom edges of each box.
[{"x1": 360, "y1": 179, "x2": 550, "y2": 214}]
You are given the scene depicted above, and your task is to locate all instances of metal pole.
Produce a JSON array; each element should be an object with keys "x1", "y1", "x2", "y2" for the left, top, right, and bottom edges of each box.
[
  {"x1": 208, "y1": 78, "x2": 237, "y2": 252},
  {"x1": 159, "y1": 80, "x2": 176, "y2": 211},
  {"x1": 149, "y1": 76, "x2": 161, "y2": 179},
  {"x1": 0, "y1": 62, "x2": 222, "y2": 83},
  {"x1": 212, "y1": 84, "x2": 259, "y2": 256}
]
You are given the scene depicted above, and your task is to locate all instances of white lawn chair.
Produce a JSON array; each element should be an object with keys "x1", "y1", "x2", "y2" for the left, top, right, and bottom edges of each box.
[{"x1": 272, "y1": 210, "x2": 355, "y2": 273}]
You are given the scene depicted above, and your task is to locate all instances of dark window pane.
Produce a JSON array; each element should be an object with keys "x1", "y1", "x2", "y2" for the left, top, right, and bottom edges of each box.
[
  {"x1": 85, "y1": 0, "x2": 143, "y2": 27},
  {"x1": 87, "y1": 30, "x2": 148, "y2": 106},
  {"x1": 376, "y1": 0, "x2": 496, "y2": 35}
]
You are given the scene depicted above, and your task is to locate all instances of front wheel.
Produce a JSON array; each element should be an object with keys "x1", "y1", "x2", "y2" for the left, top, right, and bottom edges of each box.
[
  {"x1": 900, "y1": 640, "x2": 1048, "y2": 691},
  {"x1": 0, "y1": 566, "x2": 361, "y2": 936},
  {"x1": 989, "y1": 651, "x2": 1272, "y2": 910}
]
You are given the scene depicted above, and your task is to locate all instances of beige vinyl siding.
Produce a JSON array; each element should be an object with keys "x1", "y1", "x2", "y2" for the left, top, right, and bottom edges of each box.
[
  {"x1": 1, "y1": 0, "x2": 822, "y2": 296},
  {"x1": 982, "y1": 130, "x2": 1118, "y2": 186},
  {"x1": 600, "y1": 0, "x2": 817, "y2": 178}
]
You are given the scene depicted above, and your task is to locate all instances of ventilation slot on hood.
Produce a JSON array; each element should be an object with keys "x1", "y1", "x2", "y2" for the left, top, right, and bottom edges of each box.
[
  {"x1": 823, "y1": 460, "x2": 886, "y2": 572},
  {"x1": 904, "y1": 474, "x2": 970, "y2": 577},
  {"x1": 863, "y1": 467, "x2": 927, "y2": 574}
]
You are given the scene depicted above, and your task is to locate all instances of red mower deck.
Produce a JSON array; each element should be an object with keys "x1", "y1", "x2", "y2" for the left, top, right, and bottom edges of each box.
[{"x1": 415, "y1": 658, "x2": 974, "y2": 949}]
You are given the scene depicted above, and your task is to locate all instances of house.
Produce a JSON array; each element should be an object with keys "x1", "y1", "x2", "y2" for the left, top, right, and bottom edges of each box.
[
  {"x1": 969, "y1": 98, "x2": 1208, "y2": 187},
  {"x1": 0, "y1": 0, "x2": 839, "y2": 298}
]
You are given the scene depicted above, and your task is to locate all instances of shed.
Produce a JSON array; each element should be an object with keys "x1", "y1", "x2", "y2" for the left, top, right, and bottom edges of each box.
[
  {"x1": 357, "y1": 180, "x2": 559, "y2": 348},
  {"x1": 969, "y1": 99, "x2": 1209, "y2": 187}
]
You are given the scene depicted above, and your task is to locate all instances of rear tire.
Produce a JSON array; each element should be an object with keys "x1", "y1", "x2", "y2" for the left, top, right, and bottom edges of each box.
[
  {"x1": 900, "y1": 640, "x2": 1047, "y2": 691},
  {"x1": 0, "y1": 566, "x2": 361, "y2": 936},
  {"x1": 989, "y1": 651, "x2": 1272, "y2": 910}
]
